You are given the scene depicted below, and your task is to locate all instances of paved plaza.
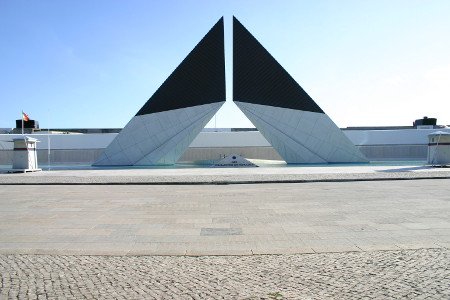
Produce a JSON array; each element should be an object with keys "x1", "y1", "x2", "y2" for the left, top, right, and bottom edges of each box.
[
  {"x1": 0, "y1": 180, "x2": 449, "y2": 255},
  {"x1": 0, "y1": 168, "x2": 449, "y2": 298}
]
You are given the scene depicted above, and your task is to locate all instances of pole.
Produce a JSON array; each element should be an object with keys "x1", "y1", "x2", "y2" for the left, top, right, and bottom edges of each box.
[
  {"x1": 47, "y1": 109, "x2": 51, "y2": 171},
  {"x1": 47, "y1": 131, "x2": 51, "y2": 171},
  {"x1": 21, "y1": 110, "x2": 24, "y2": 135}
]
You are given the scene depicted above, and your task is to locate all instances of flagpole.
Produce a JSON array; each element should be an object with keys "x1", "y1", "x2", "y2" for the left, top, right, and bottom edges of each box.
[
  {"x1": 47, "y1": 129, "x2": 51, "y2": 171},
  {"x1": 47, "y1": 109, "x2": 51, "y2": 171},
  {"x1": 21, "y1": 110, "x2": 24, "y2": 135}
]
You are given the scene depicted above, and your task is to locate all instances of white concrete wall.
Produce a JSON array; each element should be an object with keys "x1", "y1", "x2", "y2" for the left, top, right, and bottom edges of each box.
[
  {"x1": 344, "y1": 128, "x2": 450, "y2": 146},
  {"x1": 1, "y1": 127, "x2": 450, "y2": 164},
  {"x1": 2, "y1": 128, "x2": 449, "y2": 151},
  {"x1": 0, "y1": 133, "x2": 116, "y2": 150}
]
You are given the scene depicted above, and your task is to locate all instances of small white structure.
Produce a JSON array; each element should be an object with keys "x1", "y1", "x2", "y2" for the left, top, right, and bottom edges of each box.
[
  {"x1": 427, "y1": 131, "x2": 450, "y2": 166},
  {"x1": 11, "y1": 136, "x2": 41, "y2": 172},
  {"x1": 212, "y1": 154, "x2": 257, "y2": 167}
]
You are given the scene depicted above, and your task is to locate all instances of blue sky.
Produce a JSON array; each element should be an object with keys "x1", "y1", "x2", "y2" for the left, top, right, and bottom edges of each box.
[{"x1": 1, "y1": 0, "x2": 450, "y2": 129}]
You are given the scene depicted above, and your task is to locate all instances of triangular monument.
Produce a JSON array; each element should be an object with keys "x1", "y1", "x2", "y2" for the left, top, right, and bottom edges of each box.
[
  {"x1": 233, "y1": 17, "x2": 367, "y2": 164},
  {"x1": 94, "y1": 18, "x2": 226, "y2": 166}
]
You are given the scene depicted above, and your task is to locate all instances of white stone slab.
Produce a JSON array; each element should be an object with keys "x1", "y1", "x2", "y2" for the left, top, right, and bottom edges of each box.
[
  {"x1": 94, "y1": 102, "x2": 224, "y2": 166},
  {"x1": 235, "y1": 101, "x2": 368, "y2": 164}
]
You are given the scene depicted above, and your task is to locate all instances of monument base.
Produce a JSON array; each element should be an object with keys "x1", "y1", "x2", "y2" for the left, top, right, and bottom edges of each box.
[{"x1": 8, "y1": 168, "x2": 42, "y2": 173}]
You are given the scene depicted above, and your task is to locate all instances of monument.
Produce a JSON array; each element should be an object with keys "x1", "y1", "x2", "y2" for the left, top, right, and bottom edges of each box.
[
  {"x1": 94, "y1": 18, "x2": 226, "y2": 166},
  {"x1": 233, "y1": 17, "x2": 367, "y2": 164},
  {"x1": 94, "y1": 17, "x2": 367, "y2": 166}
]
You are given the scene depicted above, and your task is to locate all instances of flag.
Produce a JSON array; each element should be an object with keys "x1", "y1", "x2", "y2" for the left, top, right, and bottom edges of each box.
[{"x1": 22, "y1": 111, "x2": 29, "y2": 121}]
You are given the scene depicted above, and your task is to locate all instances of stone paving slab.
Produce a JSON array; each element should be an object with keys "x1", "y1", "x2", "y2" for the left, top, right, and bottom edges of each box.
[
  {"x1": 0, "y1": 165, "x2": 449, "y2": 184},
  {"x1": 1, "y1": 249, "x2": 449, "y2": 299},
  {"x1": 0, "y1": 180, "x2": 449, "y2": 256}
]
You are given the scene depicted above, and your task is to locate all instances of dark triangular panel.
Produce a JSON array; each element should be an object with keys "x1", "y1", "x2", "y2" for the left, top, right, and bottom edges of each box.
[
  {"x1": 136, "y1": 17, "x2": 225, "y2": 116},
  {"x1": 233, "y1": 16, "x2": 323, "y2": 113}
]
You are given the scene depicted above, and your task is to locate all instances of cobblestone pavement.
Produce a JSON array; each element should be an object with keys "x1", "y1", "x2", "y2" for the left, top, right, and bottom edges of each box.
[{"x1": 1, "y1": 249, "x2": 449, "y2": 299}]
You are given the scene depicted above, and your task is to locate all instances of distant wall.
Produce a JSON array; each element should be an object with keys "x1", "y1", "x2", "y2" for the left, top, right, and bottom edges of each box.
[
  {"x1": 358, "y1": 145, "x2": 427, "y2": 161},
  {"x1": 1, "y1": 128, "x2": 449, "y2": 165},
  {"x1": 344, "y1": 128, "x2": 449, "y2": 162},
  {"x1": 0, "y1": 149, "x2": 103, "y2": 165},
  {"x1": 0, "y1": 133, "x2": 116, "y2": 150},
  {"x1": 343, "y1": 129, "x2": 443, "y2": 146},
  {"x1": 0, "y1": 133, "x2": 113, "y2": 166}
]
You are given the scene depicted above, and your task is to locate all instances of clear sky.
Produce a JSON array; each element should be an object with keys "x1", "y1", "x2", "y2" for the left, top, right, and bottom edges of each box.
[{"x1": 1, "y1": 0, "x2": 450, "y2": 129}]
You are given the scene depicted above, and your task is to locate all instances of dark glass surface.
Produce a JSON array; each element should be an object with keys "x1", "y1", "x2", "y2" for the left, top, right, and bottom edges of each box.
[
  {"x1": 136, "y1": 18, "x2": 225, "y2": 116},
  {"x1": 233, "y1": 17, "x2": 324, "y2": 114}
]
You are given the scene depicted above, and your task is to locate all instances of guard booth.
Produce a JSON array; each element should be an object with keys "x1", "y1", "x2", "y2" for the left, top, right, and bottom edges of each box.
[
  {"x1": 427, "y1": 131, "x2": 450, "y2": 166},
  {"x1": 11, "y1": 136, "x2": 41, "y2": 172}
]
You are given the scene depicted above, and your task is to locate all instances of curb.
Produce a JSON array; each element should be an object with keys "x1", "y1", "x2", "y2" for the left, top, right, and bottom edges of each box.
[{"x1": 1, "y1": 175, "x2": 449, "y2": 185}]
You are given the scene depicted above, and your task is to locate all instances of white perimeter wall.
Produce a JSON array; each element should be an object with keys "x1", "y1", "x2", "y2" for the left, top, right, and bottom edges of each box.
[
  {"x1": 344, "y1": 128, "x2": 450, "y2": 146},
  {"x1": 0, "y1": 133, "x2": 116, "y2": 150},
  {"x1": 1, "y1": 128, "x2": 450, "y2": 150}
]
